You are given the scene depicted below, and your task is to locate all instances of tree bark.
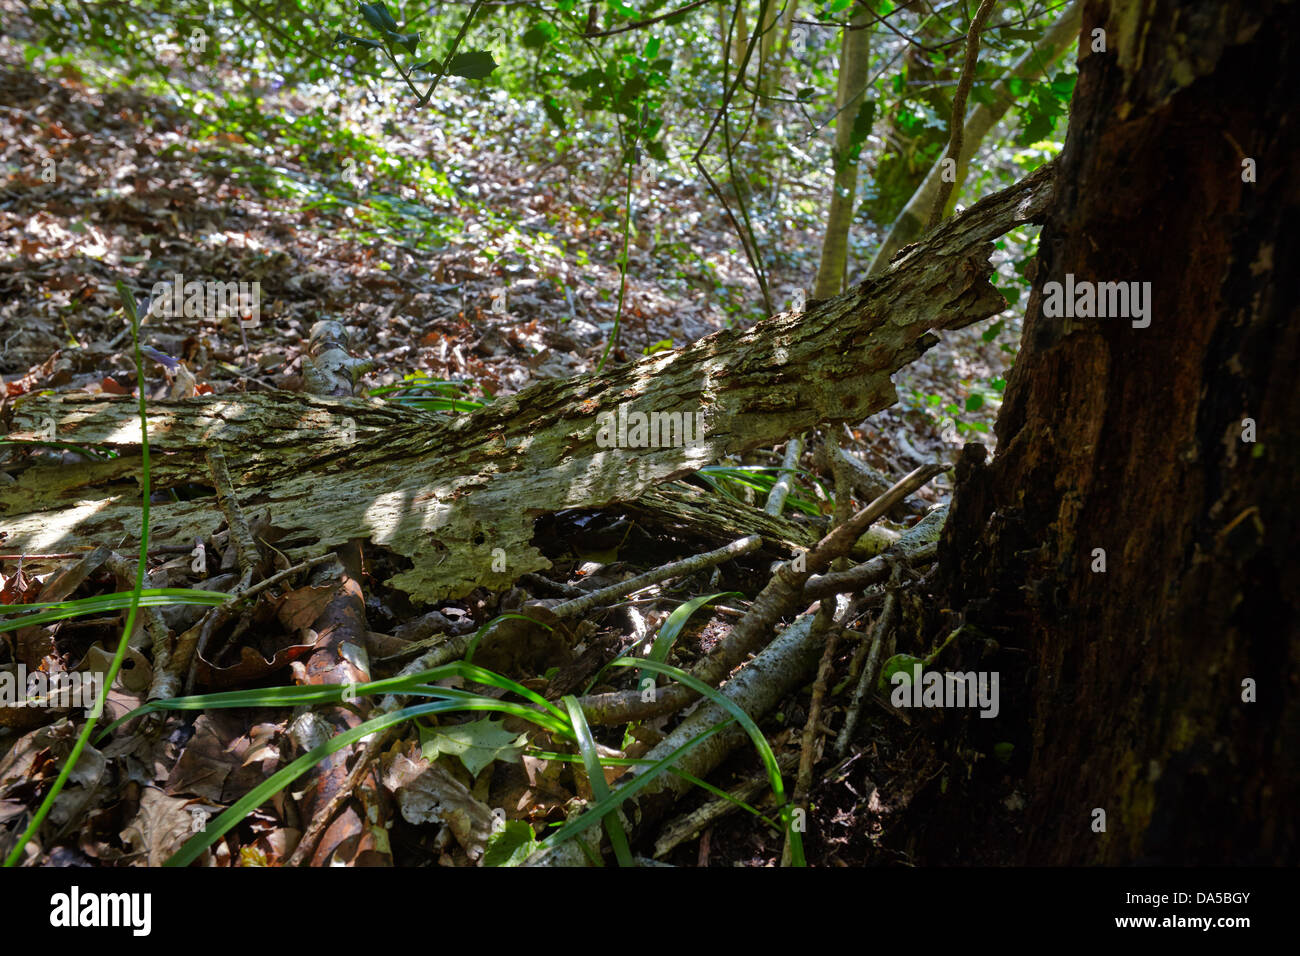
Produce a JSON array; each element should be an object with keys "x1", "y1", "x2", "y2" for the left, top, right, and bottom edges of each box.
[{"x1": 932, "y1": 0, "x2": 1299, "y2": 864}]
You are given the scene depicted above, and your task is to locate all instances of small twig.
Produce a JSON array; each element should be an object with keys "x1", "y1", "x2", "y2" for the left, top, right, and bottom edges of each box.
[
  {"x1": 518, "y1": 571, "x2": 585, "y2": 599},
  {"x1": 653, "y1": 751, "x2": 800, "y2": 858},
  {"x1": 782, "y1": 446, "x2": 854, "y2": 865},
  {"x1": 551, "y1": 535, "x2": 763, "y2": 621},
  {"x1": 101, "y1": 553, "x2": 171, "y2": 692},
  {"x1": 205, "y1": 445, "x2": 259, "y2": 590},
  {"x1": 764, "y1": 435, "x2": 804, "y2": 516},
  {"x1": 0, "y1": 545, "x2": 194, "y2": 561},
  {"x1": 585, "y1": 0, "x2": 717, "y2": 37},
  {"x1": 174, "y1": 552, "x2": 340, "y2": 696},
  {"x1": 802, "y1": 541, "x2": 938, "y2": 600},
  {"x1": 228, "y1": 552, "x2": 340, "y2": 606},
  {"x1": 835, "y1": 559, "x2": 904, "y2": 757},
  {"x1": 575, "y1": 463, "x2": 946, "y2": 726},
  {"x1": 783, "y1": 597, "x2": 843, "y2": 866},
  {"x1": 928, "y1": 0, "x2": 998, "y2": 229},
  {"x1": 286, "y1": 727, "x2": 397, "y2": 867}
]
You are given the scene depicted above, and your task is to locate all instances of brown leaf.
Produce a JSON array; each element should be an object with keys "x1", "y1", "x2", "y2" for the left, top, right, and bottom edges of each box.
[
  {"x1": 165, "y1": 712, "x2": 285, "y2": 804},
  {"x1": 119, "y1": 787, "x2": 205, "y2": 866},
  {"x1": 382, "y1": 748, "x2": 495, "y2": 861},
  {"x1": 274, "y1": 585, "x2": 337, "y2": 632},
  {"x1": 195, "y1": 641, "x2": 314, "y2": 688}
]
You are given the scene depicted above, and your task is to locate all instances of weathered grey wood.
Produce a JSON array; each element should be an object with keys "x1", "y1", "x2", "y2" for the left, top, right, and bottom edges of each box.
[{"x1": 1, "y1": 163, "x2": 1053, "y2": 604}]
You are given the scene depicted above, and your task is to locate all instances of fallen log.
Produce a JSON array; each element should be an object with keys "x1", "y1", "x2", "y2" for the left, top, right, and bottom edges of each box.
[{"x1": 1, "y1": 163, "x2": 1053, "y2": 605}]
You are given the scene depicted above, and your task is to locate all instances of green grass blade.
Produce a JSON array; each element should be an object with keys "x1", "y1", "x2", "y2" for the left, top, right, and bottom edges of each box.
[
  {"x1": 0, "y1": 589, "x2": 228, "y2": 634},
  {"x1": 536, "y1": 719, "x2": 734, "y2": 852},
  {"x1": 637, "y1": 591, "x2": 742, "y2": 690},
  {"x1": 563, "y1": 696, "x2": 634, "y2": 867},
  {"x1": 98, "y1": 660, "x2": 574, "y2": 741},
  {"x1": 609, "y1": 657, "x2": 806, "y2": 866},
  {"x1": 4, "y1": 280, "x2": 153, "y2": 868},
  {"x1": 165, "y1": 699, "x2": 465, "y2": 867},
  {"x1": 527, "y1": 750, "x2": 781, "y2": 829}
]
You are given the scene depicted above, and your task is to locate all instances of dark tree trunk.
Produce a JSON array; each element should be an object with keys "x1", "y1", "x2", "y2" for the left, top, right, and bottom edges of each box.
[{"x1": 934, "y1": 0, "x2": 1300, "y2": 864}]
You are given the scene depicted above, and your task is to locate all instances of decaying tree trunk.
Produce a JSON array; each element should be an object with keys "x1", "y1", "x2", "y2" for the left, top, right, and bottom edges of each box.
[
  {"x1": 929, "y1": 0, "x2": 1299, "y2": 864},
  {"x1": 2, "y1": 163, "x2": 1053, "y2": 606}
]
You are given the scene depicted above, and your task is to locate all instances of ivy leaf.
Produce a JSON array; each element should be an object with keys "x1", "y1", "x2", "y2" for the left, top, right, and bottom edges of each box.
[
  {"x1": 392, "y1": 31, "x2": 420, "y2": 54},
  {"x1": 523, "y1": 22, "x2": 558, "y2": 49},
  {"x1": 445, "y1": 50, "x2": 497, "y2": 80},
  {"x1": 484, "y1": 821, "x2": 540, "y2": 866},
  {"x1": 360, "y1": 2, "x2": 399, "y2": 33},
  {"x1": 965, "y1": 393, "x2": 984, "y2": 412},
  {"x1": 335, "y1": 32, "x2": 382, "y2": 50},
  {"x1": 879, "y1": 654, "x2": 926, "y2": 694},
  {"x1": 419, "y1": 717, "x2": 527, "y2": 777},
  {"x1": 542, "y1": 94, "x2": 566, "y2": 129}
]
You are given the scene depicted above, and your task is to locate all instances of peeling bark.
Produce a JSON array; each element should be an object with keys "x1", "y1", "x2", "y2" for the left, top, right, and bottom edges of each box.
[{"x1": 3, "y1": 163, "x2": 1052, "y2": 605}]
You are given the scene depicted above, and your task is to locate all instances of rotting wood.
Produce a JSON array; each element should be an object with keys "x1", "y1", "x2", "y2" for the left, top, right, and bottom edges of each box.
[{"x1": 2, "y1": 163, "x2": 1053, "y2": 606}]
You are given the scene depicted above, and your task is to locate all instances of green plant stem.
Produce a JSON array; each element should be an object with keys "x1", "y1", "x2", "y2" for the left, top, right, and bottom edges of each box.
[
  {"x1": 596, "y1": 149, "x2": 636, "y2": 372},
  {"x1": 3, "y1": 284, "x2": 151, "y2": 868}
]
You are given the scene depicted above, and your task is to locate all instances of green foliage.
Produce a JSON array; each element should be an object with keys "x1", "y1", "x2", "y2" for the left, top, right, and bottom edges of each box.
[
  {"x1": 878, "y1": 653, "x2": 926, "y2": 693},
  {"x1": 638, "y1": 591, "x2": 743, "y2": 689},
  {"x1": 1012, "y1": 70, "x2": 1076, "y2": 146},
  {"x1": 369, "y1": 375, "x2": 486, "y2": 413},
  {"x1": 484, "y1": 820, "x2": 540, "y2": 866},
  {"x1": 419, "y1": 716, "x2": 528, "y2": 776},
  {"x1": 564, "y1": 696, "x2": 634, "y2": 867},
  {"x1": 86, "y1": 654, "x2": 797, "y2": 866},
  {"x1": 694, "y1": 465, "x2": 825, "y2": 516}
]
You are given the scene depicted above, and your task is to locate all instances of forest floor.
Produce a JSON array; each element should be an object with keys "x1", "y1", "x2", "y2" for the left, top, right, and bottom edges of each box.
[{"x1": 0, "y1": 38, "x2": 1027, "y2": 866}]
